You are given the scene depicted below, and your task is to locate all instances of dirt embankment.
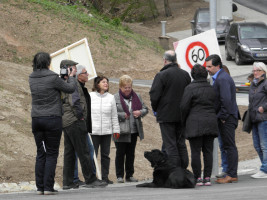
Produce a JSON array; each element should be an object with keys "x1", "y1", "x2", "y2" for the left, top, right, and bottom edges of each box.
[{"x1": 0, "y1": 0, "x2": 257, "y2": 186}]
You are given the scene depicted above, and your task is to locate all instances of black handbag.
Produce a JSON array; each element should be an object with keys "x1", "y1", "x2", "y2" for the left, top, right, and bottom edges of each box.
[{"x1": 242, "y1": 109, "x2": 252, "y2": 133}]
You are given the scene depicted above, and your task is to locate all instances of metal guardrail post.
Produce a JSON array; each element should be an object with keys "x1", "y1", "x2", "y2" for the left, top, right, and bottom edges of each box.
[
  {"x1": 159, "y1": 21, "x2": 170, "y2": 50},
  {"x1": 210, "y1": 71, "x2": 219, "y2": 177},
  {"x1": 161, "y1": 21, "x2": 167, "y2": 36}
]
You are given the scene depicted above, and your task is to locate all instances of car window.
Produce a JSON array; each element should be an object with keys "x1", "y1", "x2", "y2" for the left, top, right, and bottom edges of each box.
[
  {"x1": 198, "y1": 11, "x2": 209, "y2": 23},
  {"x1": 240, "y1": 25, "x2": 267, "y2": 39}
]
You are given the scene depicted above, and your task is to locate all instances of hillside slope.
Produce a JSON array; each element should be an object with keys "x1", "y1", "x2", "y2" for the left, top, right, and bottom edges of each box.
[{"x1": 0, "y1": 0, "x2": 257, "y2": 187}]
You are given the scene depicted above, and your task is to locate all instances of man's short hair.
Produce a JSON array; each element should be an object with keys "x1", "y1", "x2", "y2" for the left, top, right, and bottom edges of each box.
[
  {"x1": 205, "y1": 54, "x2": 222, "y2": 69},
  {"x1": 163, "y1": 51, "x2": 177, "y2": 63},
  {"x1": 191, "y1": 64, "x2": 208, "y2": 80},
  {"x1": 76, "y1": 65, "x2": 86, "y2": 77}
]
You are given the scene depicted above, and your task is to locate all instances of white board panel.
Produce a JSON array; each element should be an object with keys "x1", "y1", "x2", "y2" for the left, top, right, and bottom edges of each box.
[{"x1": 50, "y1": 38, "x2": 97, "y2": 80}]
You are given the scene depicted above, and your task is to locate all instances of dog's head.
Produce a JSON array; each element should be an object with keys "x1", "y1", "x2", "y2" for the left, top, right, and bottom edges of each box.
[{"x1": 144, "y1": 149, "x2": 166, "y2": 168}]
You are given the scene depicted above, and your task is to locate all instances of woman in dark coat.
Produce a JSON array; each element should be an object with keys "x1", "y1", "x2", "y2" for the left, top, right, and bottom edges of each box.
[
  {"x1": 249, "y1": 62, "x2": 267, "y2": 179},
  {"x1": 29, "y1": 52, "x2": 76, "y2": 195},
  {"x1": 181, "y1": 64, "x2": 218, "y2": 186}
]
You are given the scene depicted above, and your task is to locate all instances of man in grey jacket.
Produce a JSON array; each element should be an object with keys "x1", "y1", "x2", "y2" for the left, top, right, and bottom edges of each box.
[{"x1": 61, "y1": 61, "x2": 107, "y2": 189}]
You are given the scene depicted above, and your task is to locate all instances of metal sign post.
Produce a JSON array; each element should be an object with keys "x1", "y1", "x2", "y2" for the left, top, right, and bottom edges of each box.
[{"x1": 209, "y1": 0, "x2": 219, "y2": 177}]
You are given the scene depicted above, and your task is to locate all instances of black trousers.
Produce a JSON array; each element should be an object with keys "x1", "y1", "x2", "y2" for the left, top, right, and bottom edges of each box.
[
  {"x1": 115, "y1": 133, "x2": 138, "y2": 179},
  {"x1": 91, "y1": 134, "x2": 112, "y2": 180},
  {"x1": 189, "y1": 135, "x2": 215, "y2": 179},
  {"x1": 218, "y1": 115, "x2": 239, "y2": 178},
  {"x1": 159, "y1": 122, "x2": 189, "y2": 168},
  {"x1": 32, "y1": 116, "x2": 62, "y2": 192},
  {"x1": 63, "y1": 120, "x2": 96, "y2": 186}
]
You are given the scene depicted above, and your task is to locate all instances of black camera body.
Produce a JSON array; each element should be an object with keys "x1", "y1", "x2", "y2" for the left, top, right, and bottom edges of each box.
[{"x1": 60, "y1": 65, "x2": 72, "y2": 79}]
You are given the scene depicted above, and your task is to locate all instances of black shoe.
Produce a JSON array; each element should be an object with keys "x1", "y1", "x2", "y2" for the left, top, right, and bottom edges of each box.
[
  {"x1": 63, "y1": 182, "x2": 79, "y2": 190},
  {"x1": 84, "y1": 179, "x2": 108, "y2": 188},
  {"x1": 103, "y1": 178, "x2": 113, "y2": 184},
  {"x1": 44, "y1": 189, "x2": 58, "y2": 195},
  {"x1": 74, "y1": 180, "x2": 85, "y2": 186}
]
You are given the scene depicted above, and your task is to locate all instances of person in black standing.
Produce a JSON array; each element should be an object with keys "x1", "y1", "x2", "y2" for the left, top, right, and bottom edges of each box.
[
  {"x1": 29, "y1": 52, "x2": 76, "y2": 195},
  {"x1": 149, "y1": 50, "x2": 191, "y2": 168},
  {"x1": 181, "y1": 64, "x2": 218, "y2": 186}
]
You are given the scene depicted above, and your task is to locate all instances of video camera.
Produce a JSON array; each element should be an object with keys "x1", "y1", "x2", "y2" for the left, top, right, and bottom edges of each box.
[
  {"x1": 60, "y1": 65, "x2": 72, "y2": 79},
  {"x1": 59, "y1": 60, "x2": 78, "y2": 79}
]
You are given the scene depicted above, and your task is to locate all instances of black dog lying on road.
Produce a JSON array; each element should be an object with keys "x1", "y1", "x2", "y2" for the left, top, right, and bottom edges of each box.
[{"x1": 136, "y1": 149, "x2": 195, "y2": 189}]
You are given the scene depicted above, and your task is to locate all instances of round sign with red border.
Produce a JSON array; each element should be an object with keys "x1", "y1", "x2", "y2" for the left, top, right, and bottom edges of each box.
[{"x1": 185, "y1": 41, "x2": 209, "y2": 69}]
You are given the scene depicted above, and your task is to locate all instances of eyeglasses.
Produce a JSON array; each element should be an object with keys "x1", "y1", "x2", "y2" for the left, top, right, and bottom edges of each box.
[
  {"x1": 80, "y1": 71, "x2": 88, "y2": 75},
  {"x1": 252, "y1": 70, "x2": 262, "y2": 73}
]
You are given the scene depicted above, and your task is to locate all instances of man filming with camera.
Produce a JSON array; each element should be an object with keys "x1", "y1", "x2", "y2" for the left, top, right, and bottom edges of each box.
[{"x1": 60, "y1": 60, "x2": 107, "y2": 189}]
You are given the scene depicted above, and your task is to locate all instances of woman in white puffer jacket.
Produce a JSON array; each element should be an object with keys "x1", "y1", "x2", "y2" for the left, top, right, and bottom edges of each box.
[{"x1": 90, "y1": 76, "x2": 120, "y2": 184}]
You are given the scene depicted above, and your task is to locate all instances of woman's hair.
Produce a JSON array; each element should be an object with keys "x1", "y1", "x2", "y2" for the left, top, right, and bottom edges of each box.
[
  {"x1": 191, "y1": 64, "x2": 208, "y2": 80},
  {"x1": 119, "y1": 75, "x2": 133, "y2": 88},
  {"x1": 32, "y1": 52, "x2": 51, "y2": 71},
  {"x1": 222, "y1": 65, "x2": 230, "y2": 75},
  {"x1": 92, "y1": 75, "x2": 109, "y2": 92},
  {"x1": 253, "y1": 62, "x2": 267, "y2": 73}
]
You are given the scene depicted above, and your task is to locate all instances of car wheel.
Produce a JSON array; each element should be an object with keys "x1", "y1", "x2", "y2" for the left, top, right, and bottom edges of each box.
[
  {"x1": 225, "y1": 47, "x2": 232, "y2": 61},
  {"x1": 235, "y1": 51, "x2": 242, "y2": 65}
]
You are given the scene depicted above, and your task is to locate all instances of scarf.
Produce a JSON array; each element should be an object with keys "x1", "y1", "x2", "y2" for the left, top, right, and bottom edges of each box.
[{"x1": 119, "y1": 89, "x2": 142, "y2": 116}]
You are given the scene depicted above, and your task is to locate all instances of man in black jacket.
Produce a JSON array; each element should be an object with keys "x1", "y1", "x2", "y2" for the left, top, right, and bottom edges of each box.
[
  {"x1": 149, "y1": 50, "x2": 191, "y2": 168},
  {"x1": 205, "y1": 54, "x2": 239, "y2": 184}
]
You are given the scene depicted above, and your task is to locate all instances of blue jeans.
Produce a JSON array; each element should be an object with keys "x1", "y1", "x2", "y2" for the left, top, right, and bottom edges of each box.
[
  {"x1": 252, "y1": 121, "x2": 267, "y2": 173},
  {"x1": 74, "y1": 134, "x2": 96, "y2": 183},
  {"x1": 218, "y1": 132, "x2": 228, "y2": 173}
]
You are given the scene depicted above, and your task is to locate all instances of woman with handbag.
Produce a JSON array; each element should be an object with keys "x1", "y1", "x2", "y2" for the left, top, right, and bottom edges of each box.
[
  {"x1": 249, "y1": 62, "x2": 267, "y2": 179},
  {"x1": 113, "y1": 75, "x2": 148, "y2": 183}
]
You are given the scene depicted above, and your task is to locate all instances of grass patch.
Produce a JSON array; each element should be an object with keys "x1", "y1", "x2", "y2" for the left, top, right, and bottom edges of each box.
[{"x1": 25, "y1": 0, "x2": 162, "y2": 52}]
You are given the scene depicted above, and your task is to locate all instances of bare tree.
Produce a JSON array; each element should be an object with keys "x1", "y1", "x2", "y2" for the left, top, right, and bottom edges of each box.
[
  {"x1": 148, "y1": 0, "x2": 159, "y2": 19},
  {"x1": 88, "y1": 0, "x2": 104, "y2": 12},
  {"x1": 164, "y1": 0, "x2": 172, "y2": 17}
]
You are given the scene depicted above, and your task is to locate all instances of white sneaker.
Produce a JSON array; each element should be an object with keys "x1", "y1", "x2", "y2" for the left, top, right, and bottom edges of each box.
[
  {"x1": 117, "y1": 177, "x2": 124, "y2": 183},
  {"x1": 251, "y1": 170, "x2": 267, "y2": 178}
]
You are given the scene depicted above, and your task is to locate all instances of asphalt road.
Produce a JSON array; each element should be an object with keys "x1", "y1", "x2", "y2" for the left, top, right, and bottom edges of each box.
[{"x1": 1, "y1": 175, "x2": 267, "y2": 200}]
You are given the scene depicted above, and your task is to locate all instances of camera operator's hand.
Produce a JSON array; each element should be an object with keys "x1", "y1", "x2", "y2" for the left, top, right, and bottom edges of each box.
[{"x1": 68, "y1": 67, "x2": 76, "y2": 77}]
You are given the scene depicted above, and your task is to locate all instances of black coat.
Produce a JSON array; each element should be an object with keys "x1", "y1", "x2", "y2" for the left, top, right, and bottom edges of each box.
[
  {"x1": 149, "y1": 63, "x2": 191, "y2": 123},
  {"x1": 180, "y1": 79, "x2": 218, "y2": 139}
]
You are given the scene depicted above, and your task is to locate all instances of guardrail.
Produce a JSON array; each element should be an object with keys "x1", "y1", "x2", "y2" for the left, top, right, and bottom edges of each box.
[{"x1": 235, "y1": 82, "x2": 250, "y2": 93}]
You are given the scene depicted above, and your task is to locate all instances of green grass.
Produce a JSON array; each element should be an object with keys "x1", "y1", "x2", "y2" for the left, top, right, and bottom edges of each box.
[{"x1": 26, "y1": 0, "x2": 162, "y2": 52}]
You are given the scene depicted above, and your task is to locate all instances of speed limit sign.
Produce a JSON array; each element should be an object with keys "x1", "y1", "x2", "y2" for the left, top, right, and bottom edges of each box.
[
  {"x1": 174, "y1": 29, "x2": 221, "y2": 75},
  {"x1": 185, "y1": 41, "x2": 209, "y2": 69}
]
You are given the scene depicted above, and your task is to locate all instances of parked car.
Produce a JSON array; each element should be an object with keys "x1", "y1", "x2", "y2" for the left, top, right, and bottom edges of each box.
[
  {"x1": 190, "y1": 8, "x2": 230, "y2": 42},
  {"x1": 225, "y1": 22, "x2": 267, "y2": 65}
]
